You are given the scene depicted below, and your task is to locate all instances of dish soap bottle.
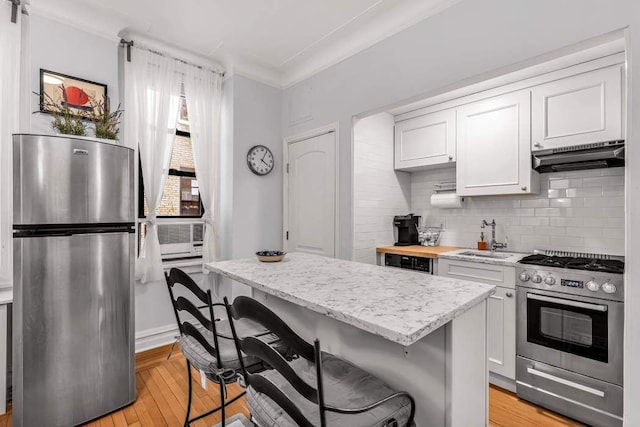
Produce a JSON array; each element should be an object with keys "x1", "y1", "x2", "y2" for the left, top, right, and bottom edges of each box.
[{"x1": 477, "y1": 225, "x2": 488, "y2": 250}]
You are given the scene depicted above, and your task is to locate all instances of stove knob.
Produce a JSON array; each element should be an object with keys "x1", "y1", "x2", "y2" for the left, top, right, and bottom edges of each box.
[
  {"x1": 544, "y1": 276, "x2": 556, "y2": 286},
  {"x1": 586, "y1": 280, "x2": 600, "y2": 292},
  {"x1": 601, "y1": 282, "x2": 617, "y2": 294},
  {"x1": 531, "y1": 274, "x2": 543, "y2": 284},
  {"x1": 519, "y1": 272, "x2": 530, "y2": 282}
]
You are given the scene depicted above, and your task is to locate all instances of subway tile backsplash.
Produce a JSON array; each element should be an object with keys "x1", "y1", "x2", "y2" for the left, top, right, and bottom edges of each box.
[{"x1": 411, "y1": 167, "x2": 624, "y2": 255}]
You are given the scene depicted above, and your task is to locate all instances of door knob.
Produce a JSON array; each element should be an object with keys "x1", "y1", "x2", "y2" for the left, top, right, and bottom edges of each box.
[{"x1": 506, "y1": 292, "x2": 513, "y2": 298}]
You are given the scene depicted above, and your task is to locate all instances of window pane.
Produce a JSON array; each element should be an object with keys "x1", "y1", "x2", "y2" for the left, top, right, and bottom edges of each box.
[
  {"x1": 140, "y1": 97, "x2": 202, "y2": 218},
  {"x1": 144, "y1": 175, "x2": 201, "y2": 217}
]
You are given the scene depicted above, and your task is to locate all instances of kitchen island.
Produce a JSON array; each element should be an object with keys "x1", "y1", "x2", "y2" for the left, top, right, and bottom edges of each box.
[{"x1": 205, "y1": 252, "x2": 495, "y2": 426}]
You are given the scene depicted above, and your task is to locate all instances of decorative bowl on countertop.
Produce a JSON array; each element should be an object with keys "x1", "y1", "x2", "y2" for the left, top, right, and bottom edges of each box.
[{"x1": 256, "y1": 251, "x2": 286, "y2": 262}]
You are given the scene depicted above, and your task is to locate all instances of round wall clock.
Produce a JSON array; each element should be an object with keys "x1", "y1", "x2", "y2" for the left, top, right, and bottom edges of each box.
[{"x1": 247, "y1": 145, "x2": 274, "y2": 176}]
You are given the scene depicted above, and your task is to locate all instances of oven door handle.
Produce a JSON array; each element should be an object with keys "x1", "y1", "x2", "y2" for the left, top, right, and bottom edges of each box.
[
  {"x1": 527, "y1": 368, "x2": 606, "y2": 397},
  {"x1": 527, "y1": 293, "x2": 608, "y2": 312}
]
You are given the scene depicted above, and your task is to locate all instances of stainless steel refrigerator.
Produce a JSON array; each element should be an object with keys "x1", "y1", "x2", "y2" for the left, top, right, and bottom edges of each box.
[{"x1": 12, "y1": 134, "x2": 135, "y2": 426}]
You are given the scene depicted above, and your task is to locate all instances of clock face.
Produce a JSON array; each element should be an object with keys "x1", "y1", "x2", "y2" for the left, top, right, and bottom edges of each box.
[{"x1": 247, "y1": 145, "x2": 274, "y2": 176}]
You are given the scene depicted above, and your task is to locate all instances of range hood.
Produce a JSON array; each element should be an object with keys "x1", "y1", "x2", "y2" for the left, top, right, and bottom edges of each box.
[{"x1": 532, "y1": 140, "x2": 624, "y2": 173}]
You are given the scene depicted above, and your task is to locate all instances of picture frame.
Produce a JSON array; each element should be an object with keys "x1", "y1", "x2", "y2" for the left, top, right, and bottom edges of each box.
[{"x1": 39, "y1": 69, "x2": 108, "y2": 118}]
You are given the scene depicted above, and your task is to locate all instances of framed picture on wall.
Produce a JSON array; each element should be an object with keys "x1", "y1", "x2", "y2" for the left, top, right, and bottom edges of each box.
[{"x1": 39, "y1": 69, "x2": 107, "y2": 118}]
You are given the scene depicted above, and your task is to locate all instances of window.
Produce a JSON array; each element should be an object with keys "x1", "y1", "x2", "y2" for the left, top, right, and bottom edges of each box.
[
  {"x1": 138, "y1": 97, "x2": 205, "y2": 260},
  {"x1": 138, "y1": 97, "x2": 203, "y2": 218}
]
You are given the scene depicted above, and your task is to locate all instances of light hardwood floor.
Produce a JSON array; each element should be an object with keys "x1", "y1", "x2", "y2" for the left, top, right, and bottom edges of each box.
[{"x1": 0, "y1": 344, "x2": 583, "y2": 427}]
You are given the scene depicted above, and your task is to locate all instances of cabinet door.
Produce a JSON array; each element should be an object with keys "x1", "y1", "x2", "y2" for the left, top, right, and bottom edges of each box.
[
  {"x1": 487, "y1": 286, "x2": 516, "y2": 380},
  {"x1": 394, "y1": 109, "x2": 456, "y2": 171},
  {"x1": 457, "y1": 90, "x2": 536, "y2": 196},
  {"x1": 532, "y1": 65, "x2": 623, "y2": 151}
]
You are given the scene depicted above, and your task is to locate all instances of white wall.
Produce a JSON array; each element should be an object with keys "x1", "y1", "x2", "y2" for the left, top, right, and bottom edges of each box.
[
  {"x1": 30, "y1": 14, "x2": 119, "y2": 136},
  {"x1": 280, "y1": 0, "x2": 640, "y2": 424},
  {"x1": 353, "y1": 113, "x2": 411, "y2": 264},
  {"x1": 411, "y1": 168, "x2": 624, "y2": 255},
  {"x1": 231, "y1": 75, "x2": 283, "y2": 258}
]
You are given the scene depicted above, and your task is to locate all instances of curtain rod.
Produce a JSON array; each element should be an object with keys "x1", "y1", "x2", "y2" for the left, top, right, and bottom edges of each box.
[
  {"x1": 9, "y1": 0, "x2": 20, "y2": 23},
  {"x1": 119, "y1": 39, "x2": 225, "y2": 77}
]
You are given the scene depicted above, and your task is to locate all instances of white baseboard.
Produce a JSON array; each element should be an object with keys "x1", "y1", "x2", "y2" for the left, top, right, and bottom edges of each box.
[
  {"x1": 489, "y1": 372, "x2": 517, "y2": 393},
  {"x1": 135, "y1": 324, "x2": 179, "y2": 354}
]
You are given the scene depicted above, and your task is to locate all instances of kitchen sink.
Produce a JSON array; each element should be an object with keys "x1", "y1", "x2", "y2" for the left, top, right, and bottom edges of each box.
[{"x1": 457, "y1": 250, "x2": 513, "y2": 259}]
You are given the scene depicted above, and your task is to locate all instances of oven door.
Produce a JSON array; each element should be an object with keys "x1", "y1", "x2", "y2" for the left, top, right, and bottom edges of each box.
[{"x1": 517, "y1": 287, "x2": 623, "y2": 385}]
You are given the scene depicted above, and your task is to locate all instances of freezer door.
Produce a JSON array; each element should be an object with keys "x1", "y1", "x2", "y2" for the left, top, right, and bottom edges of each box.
[
  {"x1": 13, "y1": 232, "x2": 135, "y2": 427},
  {"x1": 13, "y1": 134, "x2": 134, "y2": 225}
]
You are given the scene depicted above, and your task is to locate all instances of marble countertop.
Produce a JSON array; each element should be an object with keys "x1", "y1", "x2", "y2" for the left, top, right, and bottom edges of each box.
[
  {"x1": 205, "y1": 252, "x2": 495, "y2": 346},
  {"x1": 437, "y1": 249, "x2": 528, "y2": 266}
]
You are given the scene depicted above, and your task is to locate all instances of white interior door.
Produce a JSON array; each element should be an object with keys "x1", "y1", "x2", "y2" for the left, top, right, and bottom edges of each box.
[{"x1": 286, "y1": 131, "x2": 336, "y2": 257}]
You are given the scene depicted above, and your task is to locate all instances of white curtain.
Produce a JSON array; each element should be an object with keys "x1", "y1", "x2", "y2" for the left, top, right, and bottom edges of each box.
[
  {"x1": 0, "y1": 2, "x2": 28, "y2": 284},
  {"x1": 125, "y1": 47, "x2": 181, "y2": 283},
  {"x1": 183, "y1": 66, "x2": 223, "y2": 266}
]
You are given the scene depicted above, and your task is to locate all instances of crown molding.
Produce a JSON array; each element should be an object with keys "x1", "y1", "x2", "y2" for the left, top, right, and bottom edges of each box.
[
  {"x1": 279, "y1": 0, "x2": 462, "y2": 88},
  {"x1": 224, "y1": 59, "x2": 283, "y2": 90},
  {"x1": 28, "y1": 3, "x2": 123, "y2": 42}
]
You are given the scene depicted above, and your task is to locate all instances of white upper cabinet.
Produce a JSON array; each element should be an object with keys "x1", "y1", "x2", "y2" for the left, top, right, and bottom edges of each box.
[
  {"x1": 531, "y1": 65, "x2": 623, "y2": 151},
  {"x1": 456, "y1": 90, "x2": 539, "y2": 196},
  {"x1": 394, "y1": 109, "x2": 456, "y2": 171}
]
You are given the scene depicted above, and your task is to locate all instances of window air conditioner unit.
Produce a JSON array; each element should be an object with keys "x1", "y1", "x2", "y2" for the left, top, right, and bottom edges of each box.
[{"x1": 157, "y1": 221, "x2": 204, "y2": 260}]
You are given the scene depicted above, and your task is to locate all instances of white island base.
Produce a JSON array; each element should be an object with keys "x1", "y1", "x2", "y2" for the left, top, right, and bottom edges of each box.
[
  {"x1": 206, "y1": 253, "x2": 493, "y2": 427},
  {"x1": 251, "y1": 290, "x2": 487, "y2": 427}
]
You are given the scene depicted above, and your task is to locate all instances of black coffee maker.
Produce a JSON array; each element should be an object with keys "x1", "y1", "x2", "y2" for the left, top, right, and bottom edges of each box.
[{"x1": 394, "y1": 214, "x2": 420, "y2": 246}]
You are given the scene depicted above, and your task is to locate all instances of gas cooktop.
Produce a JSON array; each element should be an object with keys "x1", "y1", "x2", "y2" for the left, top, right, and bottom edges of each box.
[{"x1": 519, "y1": 253, "x2": 624, "y2": 274}]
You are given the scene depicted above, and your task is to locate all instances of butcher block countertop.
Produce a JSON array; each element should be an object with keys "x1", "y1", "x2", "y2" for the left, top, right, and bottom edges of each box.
[{"x1": 376, "y1": 245, "x2": 464, "y2": 258}]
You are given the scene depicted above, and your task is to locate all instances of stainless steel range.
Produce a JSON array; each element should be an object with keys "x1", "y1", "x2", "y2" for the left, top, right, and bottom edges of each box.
[{"x1": 516, "y1": 251, "x2": 624, "y2": 427}]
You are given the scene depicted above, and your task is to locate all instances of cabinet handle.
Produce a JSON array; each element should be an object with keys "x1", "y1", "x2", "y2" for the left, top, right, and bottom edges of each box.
[
  {"x1": 534, "y1": 142, "x2": 543, "y2": 148},
  {"x1": 506, "y1": 292, "x2": 513, "y2": 298},
  {"x1": 521, "y1": 186, "x2": 527, "y2": 191},
  {"x1": 448, "y1": 155, "x2": 453, "y2": 161}
]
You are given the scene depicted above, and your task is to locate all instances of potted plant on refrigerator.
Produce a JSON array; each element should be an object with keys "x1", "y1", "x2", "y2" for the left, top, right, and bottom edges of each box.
[
  {"x1": 36, "y1": 84, "x2": 87, "y2": 136},
  {"x1": 87, "y1": 94, "x2": 124, "y2": 142}
]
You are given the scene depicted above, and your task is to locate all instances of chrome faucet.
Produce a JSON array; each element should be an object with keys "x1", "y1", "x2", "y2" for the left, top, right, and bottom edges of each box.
[{"x1": 482, "y1": 219, "x2": 508, "y2": 252}]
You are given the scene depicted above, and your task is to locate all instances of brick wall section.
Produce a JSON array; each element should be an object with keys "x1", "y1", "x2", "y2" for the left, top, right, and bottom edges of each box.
[
  {"x1": 170, "y1": 135, "x2": 195, "y2": 170},
  {"x1": 145, "y1": 135, "x2": 196, "y2": 216}
]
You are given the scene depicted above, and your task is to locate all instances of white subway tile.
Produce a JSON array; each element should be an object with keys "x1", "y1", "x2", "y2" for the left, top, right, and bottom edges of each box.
[
  {"x1": 521, "y1": 217, "x2": 550, "y2": 226},
  {"x1": 549, "y1": 179, "x2": 570, "y2": 189},
  {"x1": 582, "y1": 175, "x2": 624, "y2": 187},
  {"x1": 534, "y1": 226, "x2": 567, "y2": 236},
  {"x1": 602, "y1": 207, "x2": 625, "y2": 218},
  {"x1": 521, "y1": 198, "x2": 550, "y2": 208},
  {"x1": 550, "y1": 217, "x2": 584, "y2": 227},
  {"x1": 565, "y1": 227, "x2": 602, "y2": 238},
  {"x1": 566, "y1": 187, "x2": 603, "y2": 197},
  {"x1": 547, "y1": 189, "x2": 563, "y2": 198},
  {"x1": 583, "y1": 196, "x2": 624, "y2": 208},
  {"x1": 549, "y1": 236, "x2": 584, "y2": 247},
  {"x1": 534, "y1": 208, "x2": 564, "y2": 217}
]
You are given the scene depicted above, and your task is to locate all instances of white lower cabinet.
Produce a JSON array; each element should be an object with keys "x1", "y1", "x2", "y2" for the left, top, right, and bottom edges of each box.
[
  {"x1": 438, "y1": 258, "x2": 516, "y2": 386},
  {"x1": 487, "y1": 285, "x2": 516, "y2": 381}
]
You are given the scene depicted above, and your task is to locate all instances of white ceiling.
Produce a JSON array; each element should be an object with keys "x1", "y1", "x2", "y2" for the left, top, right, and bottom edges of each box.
[{"x1": 28, "y1": 0, "x2": 459, "y2": 88}]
